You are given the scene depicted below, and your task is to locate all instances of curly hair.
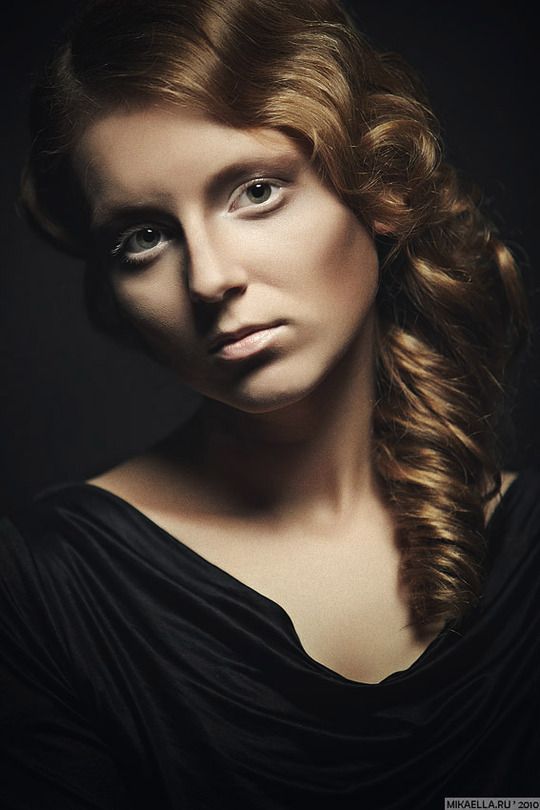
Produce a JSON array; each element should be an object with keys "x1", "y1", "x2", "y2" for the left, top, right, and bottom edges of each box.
[{"x1": 20, "y1": 0, "x2": 528, "y2": 627}]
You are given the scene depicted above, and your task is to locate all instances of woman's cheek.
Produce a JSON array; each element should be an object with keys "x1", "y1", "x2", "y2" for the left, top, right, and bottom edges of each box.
[
  {"x1": 113, "y1": 271, "x2": 185, "y2": 334},
  {"x1": 290, "y1": 188, "x2": 378, "y2": 293}
]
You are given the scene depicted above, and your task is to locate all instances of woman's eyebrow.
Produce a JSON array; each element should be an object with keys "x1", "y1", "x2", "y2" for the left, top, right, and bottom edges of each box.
[
  {"x1": 90, "y1": 201, "x2": 175, "y2": 233},
  {"x1": 90, "y1": 151, "x2": 303, "y2": 229},
  {"x1": 203, "y1": 152, "x2": 303, "y2": 200}
]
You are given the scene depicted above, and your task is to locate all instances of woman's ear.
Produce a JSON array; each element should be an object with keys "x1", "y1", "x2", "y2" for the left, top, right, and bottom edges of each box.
[{"x1": 373, "y1": 220, "x2": 394, "y2": 236}]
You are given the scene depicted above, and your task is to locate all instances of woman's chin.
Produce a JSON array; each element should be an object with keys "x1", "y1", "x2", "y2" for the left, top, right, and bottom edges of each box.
[
  {"x1": 200, "y1": 362, "x2": 334, "y2": 416},
  {"x1": 205, "y1": 385, "x2": 315, "y2": 416}
]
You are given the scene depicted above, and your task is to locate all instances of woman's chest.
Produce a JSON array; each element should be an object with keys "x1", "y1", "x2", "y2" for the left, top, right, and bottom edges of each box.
[{"x1": 138, "y1": 507, "x2": 445, "y2": 684}]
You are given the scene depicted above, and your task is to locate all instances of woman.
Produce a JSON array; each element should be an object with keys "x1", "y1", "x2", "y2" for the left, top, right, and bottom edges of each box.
[{"x1": 1, "y1": 0, "x2": 538, "y2": 806}]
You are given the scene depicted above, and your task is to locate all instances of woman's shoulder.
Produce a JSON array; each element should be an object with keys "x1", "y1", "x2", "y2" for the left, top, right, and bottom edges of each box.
[
  {"x1": 6, "y1": 420, "x2": 197, "y2": 541},
  {"x1": 481, "y1": 465, "x2": 540, "y2": 599},
  {"x1": 8, "y1": 478, "x2": 133, "y2": 534},
  {"x1": 0, "y1": 423, "x2": 207, "y2": 586},
  {"x1": 0, "y1": 475, "x2": 168, "y2": 581}
]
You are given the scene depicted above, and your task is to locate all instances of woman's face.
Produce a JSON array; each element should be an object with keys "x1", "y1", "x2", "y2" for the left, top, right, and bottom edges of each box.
[{"x1": 75, "y1": 106, "x2": 380, "y2": 413}]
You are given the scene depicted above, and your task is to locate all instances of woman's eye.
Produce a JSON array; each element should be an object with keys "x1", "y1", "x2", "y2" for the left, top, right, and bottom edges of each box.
[
  {"x1": 123, "y1": 227, "x2": 167, "y2": 254},
  {"x1": 244, "y1": 182, "x2": 273, "y2": 204},
  {"x1": 232, "y1": 180, "x2": 280, "y2": 210},
  {"x1": 111, "y1": 226, "x2": 171, "y2": 266},
  {"x1": 128, "y1": 228, "x2": 163, "y2": 252}
]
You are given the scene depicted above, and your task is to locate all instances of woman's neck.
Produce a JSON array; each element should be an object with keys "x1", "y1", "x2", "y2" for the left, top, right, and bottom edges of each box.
[{"x1": 197, "y1": 325, "x2": 380, "y2": 527}]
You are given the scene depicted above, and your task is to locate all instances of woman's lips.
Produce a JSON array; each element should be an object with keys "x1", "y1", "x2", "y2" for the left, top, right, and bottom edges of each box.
[{"x1": 212, "y1": 324, "x2": 285, "y2": 360}]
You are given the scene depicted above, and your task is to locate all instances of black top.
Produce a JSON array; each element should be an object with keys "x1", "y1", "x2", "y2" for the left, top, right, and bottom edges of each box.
[{"x1": 1, "y1": 470, "x2": 539, "y2": 809}]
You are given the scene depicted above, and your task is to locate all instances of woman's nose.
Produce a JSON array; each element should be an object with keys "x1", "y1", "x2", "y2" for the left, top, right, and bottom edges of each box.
[{"x1": 185, "y1": 231, "x2": 248, "y2": 304}]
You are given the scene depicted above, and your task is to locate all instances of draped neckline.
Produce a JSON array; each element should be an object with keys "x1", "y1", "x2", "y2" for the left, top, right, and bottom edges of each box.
[{"x1": 52, "y1": 473, "x2": 521, "y2": 688}]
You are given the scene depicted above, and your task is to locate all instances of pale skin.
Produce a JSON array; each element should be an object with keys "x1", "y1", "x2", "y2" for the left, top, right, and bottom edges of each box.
[{"x1": 74, "y1": 106, "x2": 516, "y2": 684}]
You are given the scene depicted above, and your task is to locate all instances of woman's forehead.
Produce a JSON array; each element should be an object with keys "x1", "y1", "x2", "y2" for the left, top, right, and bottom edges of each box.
[{"x1": 73, "y1": 106, "x2": 307, "y2": 221}]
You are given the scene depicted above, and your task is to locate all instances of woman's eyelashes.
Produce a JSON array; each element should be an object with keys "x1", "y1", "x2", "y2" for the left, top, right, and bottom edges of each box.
[
  {"x1": 110, "y1": 225, "x2": 174, "y2": 267},
  {"x1": 229, "y1": 179, "x2": 284, "y2": 211},
  {"x1": 108, "y1": 179, "x2": 286, "y2": 266}
]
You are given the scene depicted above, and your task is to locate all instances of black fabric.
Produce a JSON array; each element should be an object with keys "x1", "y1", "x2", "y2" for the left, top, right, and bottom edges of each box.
[{"x1": 1, "y1": 469, "x2": 539, "y2": 809}]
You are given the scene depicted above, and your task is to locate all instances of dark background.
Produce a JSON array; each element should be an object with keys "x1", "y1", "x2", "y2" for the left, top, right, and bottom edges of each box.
[{"x1": 1, "y1": 0, "x2": 538, "y2": 513}]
